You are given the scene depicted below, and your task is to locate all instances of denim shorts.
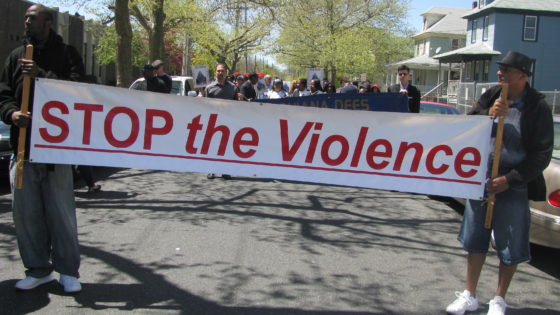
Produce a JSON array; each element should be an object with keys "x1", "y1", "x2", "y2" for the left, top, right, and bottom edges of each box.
[{"x1": 458, "y1": 185, "x2": 531, "y2": 265}]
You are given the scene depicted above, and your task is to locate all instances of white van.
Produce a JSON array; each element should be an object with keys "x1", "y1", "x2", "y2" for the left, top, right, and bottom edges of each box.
[{"x1": 129, "y1": 76, "x2": 194, "y2": 96}]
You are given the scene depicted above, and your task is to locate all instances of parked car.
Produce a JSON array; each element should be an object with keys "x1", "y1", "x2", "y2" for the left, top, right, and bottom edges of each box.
[
  {"x1": 129, "y1": 76, "x2": 194, "y2": 96},
  {"x1": 0, "y1": 122, "x2": 12, "y2": 176},
  {"x1": 528, "y1": 115, "x2": 560, "y2": 248},
  {"x1": 419, "y1": 101, "x2": 461, "y2": 115}
]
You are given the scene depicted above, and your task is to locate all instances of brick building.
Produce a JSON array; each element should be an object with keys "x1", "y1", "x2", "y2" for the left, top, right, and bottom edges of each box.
[{"x1": 0, "y1": 0, "x2": 115, "y2": 85}]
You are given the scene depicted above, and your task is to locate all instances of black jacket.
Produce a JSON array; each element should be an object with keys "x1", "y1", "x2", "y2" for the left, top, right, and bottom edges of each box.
[
  {"x1": 388, "y1": 83, "x2": 421, "y2": 113},
  {"x1": 471, "y1": 84, "x2": 553, "y2": 201},
  {"x1": 239, "y1": 80, "x2": 256, "y2": 101},
  {"x1": 138, "y1": 76, "x2": 168, "y2": 94},
  {"x1": 0, "y1": 30, "x2": 84, "y2": 155}
]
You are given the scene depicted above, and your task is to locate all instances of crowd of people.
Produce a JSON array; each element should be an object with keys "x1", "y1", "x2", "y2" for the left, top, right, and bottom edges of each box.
[
  {"x1": 214, "y1": 72, "x2": 386, "y2": 99},
  {"x1": 194, "y1": 64, "x2": 421, "y2": 113},
  {"x1": 0, "y1": 4, "x2": 554, "y2": 315}
]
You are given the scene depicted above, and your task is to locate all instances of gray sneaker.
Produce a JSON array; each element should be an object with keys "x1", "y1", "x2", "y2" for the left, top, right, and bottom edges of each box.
[
  {"x1": 15, "y1": 274, "x2": 55, "y2": 290},
  {"x1": 446, "y1": 290, "x2": 479, "y2": 315},
  {"x1": 59, "y1": 274, "x2": 82, "y2": 293}
]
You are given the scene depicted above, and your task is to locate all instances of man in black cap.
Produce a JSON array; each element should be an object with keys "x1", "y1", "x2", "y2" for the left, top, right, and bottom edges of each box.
[
  {"x1": 152, "y1": 59, "x2": 172, "y2": 93},
  {"x1": 446, "y1": 51, "x2": 553, "y2": 315},
  {"x1": 138, "y1": 64, "x2": 167, "y2": 93}
]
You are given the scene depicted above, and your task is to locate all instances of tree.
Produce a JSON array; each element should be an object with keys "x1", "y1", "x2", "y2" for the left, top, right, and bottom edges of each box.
[
  {"x1": 94, "y1": 23, "x2": 149, "y2": 67},
  {"x1": 130, "y1": 0, "x2": 166, "y2": 61},
  {"x1": 272, "y1": 0, "x2": 413, "y2": 82},
  {"x1": 114, "y1": 0, "x2": 133, "y2": 87},
  {"x1": 183, "y1": 0, "x2": 273, "y2": 73}
]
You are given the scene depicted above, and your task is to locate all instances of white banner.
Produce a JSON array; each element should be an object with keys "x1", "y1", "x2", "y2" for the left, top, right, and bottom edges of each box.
[
  {"x1": 192, "y1": 65, "x2": 209, "y2": 88},
  {"x1": 30, "y1": 79, "x2": 492, "y2": 199},
  {"x1": 307, "y1": 68, "x2": 323, "y2": 87}
]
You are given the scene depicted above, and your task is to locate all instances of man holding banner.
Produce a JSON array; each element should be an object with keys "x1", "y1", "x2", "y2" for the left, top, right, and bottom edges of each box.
[
  {"x1": 446, "y1": 51, "x2": 553, "y2": 315},
  {"x1": 203, "y1": 63, "x2": 236, "y2": 100},
  {"x1": 204, "y1": 63, "x2": 237, "y2": 180},
  {"x1": 0, "y1": 4, "x2": 83, "y2": 293}
]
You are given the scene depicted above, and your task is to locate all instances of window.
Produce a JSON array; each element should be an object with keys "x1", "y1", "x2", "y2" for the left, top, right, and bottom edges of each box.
[
  {"x1": 471, "y1": 19, "x2": 478, "y2": 43},
  {"x1": 464, "y1": 62, "x2": 473, "y2": 81},
  {"x1": 474, "y1": 60, "x2": 482, "y2": 81},
  {"x1": 83, "y1": 43, "x2": 88, "y2": 71},
  {"x1": 483, "y1": 16, "x2": 489, "y2": 41},
  {"x1": 418, "y1": 39, "x2": 425, "y2": 55},
  {"x1": 92, "y1": 45, "x2": 96, "y2": 75},
  {"x1": 451, "y1": 38, "x2": 459, "y2": 50},
  {"x1": 482, "y1": 60, "x2": 490, "y2": 81},
  {"x1": 479, "y1": 0, "x2": 486, "y2": 7},
  {"x1": 524, "y1": 15, "x2": 538, "y2": 41}
]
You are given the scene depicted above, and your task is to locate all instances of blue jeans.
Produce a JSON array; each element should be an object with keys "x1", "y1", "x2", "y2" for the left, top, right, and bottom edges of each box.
[
  {"x1": 458, "y1": 185, "x2": 531, "y2": 265},
  {"x1": 10, "y1": 160, "x2": 80, "y2": 278}
]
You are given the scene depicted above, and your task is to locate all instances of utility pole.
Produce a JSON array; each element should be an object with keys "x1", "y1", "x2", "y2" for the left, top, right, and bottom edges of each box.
[
  {"x1": 182, "y1": 33, "x2": 192, "y2": 76},
  {"x1": 244, "y1": 1, "x2": 248, "y2": 73}
]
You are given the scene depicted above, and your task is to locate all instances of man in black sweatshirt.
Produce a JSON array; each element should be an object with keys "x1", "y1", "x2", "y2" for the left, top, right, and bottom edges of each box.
[{"x1": 0, "y1": 4, "x2": 84, "y2": 293}]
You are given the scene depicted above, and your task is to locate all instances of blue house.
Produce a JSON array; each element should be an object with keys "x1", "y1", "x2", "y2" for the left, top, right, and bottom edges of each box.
[{"x1": 434, "y1": 0, "x2": 560, "y2": 92}]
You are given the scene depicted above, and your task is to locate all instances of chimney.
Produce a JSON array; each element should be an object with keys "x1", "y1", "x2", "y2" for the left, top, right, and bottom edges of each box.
[{"x1": 472, "y1": 1, "x2": 478, "y2": 9}]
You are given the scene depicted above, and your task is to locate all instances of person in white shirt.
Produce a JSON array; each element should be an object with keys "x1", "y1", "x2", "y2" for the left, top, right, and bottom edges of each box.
[
  {"x1": 267, "y1": 79, "x2": 288, "y2": 99},
  {"x1": 292, "y1": 78, "x2": 310, "y2": 97},
  {"x1": 263, "y1": 74, "x2": 273, "y2": 91}
]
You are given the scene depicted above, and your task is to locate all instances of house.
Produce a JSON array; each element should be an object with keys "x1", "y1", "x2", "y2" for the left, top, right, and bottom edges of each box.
[
  {"x1": 385, "y1": 7, "x2": 469, "y2": 94},
  {"x1": 434, "y1": 0, "x2": 560, "y2": 93}
]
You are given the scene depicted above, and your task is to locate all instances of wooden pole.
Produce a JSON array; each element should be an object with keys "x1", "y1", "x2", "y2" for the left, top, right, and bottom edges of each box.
[
  {"x1": 15, "y1": 44, "x2": 33, "y2": 190},
  {"x1": 484, "y1": 83, "x2": 509, "y2": 229}
]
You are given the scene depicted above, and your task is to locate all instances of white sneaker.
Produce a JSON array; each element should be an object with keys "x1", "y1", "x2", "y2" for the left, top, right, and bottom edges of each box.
[
  {"x1": 15, "y1": 274, "x2": 55, "y2": 290},
  {"x1": 488, "y1": 296, "x2": 507, "y2": 315},
  {"x1": 59, "y1": 274, "x2": 81, "y2": 293},
  {"x1": 446, "y1": 290, "x2": 479, "y2": 315}
]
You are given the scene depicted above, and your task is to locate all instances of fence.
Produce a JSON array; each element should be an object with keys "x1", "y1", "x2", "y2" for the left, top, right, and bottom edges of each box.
[{"x1": 450, "y1": 82, "x2": 559, "y2": 115}]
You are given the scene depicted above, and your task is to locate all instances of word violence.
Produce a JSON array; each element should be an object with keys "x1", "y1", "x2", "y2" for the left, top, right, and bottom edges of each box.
[{"x1": 39, "y1": 101, "x2": 481, "y2": 178}]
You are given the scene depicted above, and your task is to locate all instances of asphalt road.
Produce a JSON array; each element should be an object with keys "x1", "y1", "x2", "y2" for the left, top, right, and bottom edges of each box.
[{"x1": 0, "y1": 167, "x2": 558, "y2": 315}]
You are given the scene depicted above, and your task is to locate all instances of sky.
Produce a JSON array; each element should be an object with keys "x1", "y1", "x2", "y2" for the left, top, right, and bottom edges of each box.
[{"x1": 408, "y1": 0, "x2": 476, "y2": 31}]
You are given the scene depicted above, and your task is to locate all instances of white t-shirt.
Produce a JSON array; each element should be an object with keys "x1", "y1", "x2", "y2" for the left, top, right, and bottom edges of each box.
[{"x1": 267, "y1": 90, "x2": 287, "y2": 99}]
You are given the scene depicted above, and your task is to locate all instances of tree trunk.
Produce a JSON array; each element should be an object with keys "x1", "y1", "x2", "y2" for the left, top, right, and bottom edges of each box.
[
  {"x1": 150, "y1": 0, "x2": 165, "y2": 61},
  {"x1": 115, "y1": 0, "x2": 133, "y2": 87}
]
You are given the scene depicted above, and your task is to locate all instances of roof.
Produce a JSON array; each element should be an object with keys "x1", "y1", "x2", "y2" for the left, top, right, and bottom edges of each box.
[
  {"x1": 433, "y1": 42, "x2": 501, "y2": 63},
  {"x1": 422, "y1": 6, "x2": 470, "y2": 16},
  {"x1": 386, "y1": 54, "x2": 458, "y2": 70},
  {"x1": 414, "y1": 7, "x2": 470, "y2": 38},
  {"x1": 464, "y1": 0, "x2": 560, "y2": 18}
]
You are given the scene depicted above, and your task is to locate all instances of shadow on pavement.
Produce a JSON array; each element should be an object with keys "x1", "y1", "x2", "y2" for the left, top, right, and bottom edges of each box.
[
  {"x1": 529, "y1": 243, "x2": 560, "y2": 280},
  {"x1": 0, "y1": 193, "x2": 390, "y2": 315},
  {"x1": 0, "y1": 225, "x2": 385, "y2": 314}
]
